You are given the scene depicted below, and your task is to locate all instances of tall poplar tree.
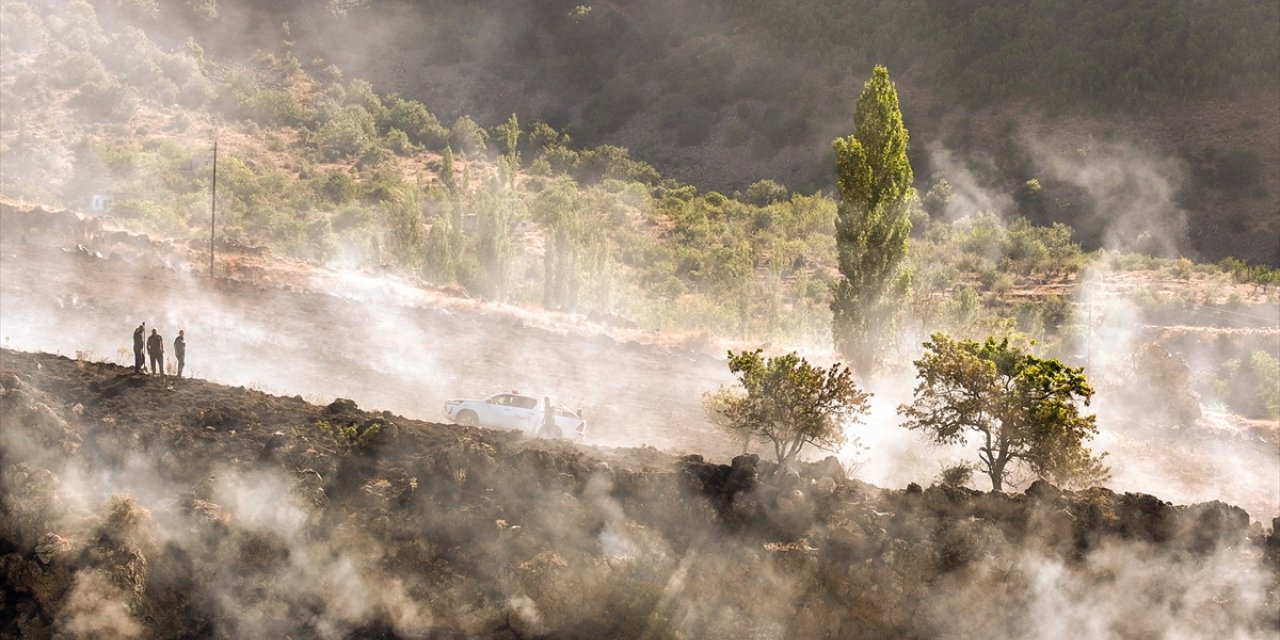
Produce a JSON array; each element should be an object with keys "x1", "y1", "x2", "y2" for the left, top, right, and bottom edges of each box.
[{"x1": 831, "y1": 65, "x2": 915, "y2": 372}]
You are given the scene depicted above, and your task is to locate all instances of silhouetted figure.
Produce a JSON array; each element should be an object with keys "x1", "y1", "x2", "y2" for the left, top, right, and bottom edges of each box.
[
  {"x1": 133, "y1": 323, "x2": 146, "y2": 373},
  {"x1": 174, "y1": 330, "x2": 186, "y2": 378},
  {"x1": 540, "y1": 396, "x2": 562, "y2": 439},
  {"x1": 146, "y1": 329, "x2": 164, "y2": 375}
]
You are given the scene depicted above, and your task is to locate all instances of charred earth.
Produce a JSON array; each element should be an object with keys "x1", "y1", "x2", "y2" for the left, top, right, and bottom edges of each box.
[{"x1": 1, "y1": 349, "x2": 1277, "y2": 639}]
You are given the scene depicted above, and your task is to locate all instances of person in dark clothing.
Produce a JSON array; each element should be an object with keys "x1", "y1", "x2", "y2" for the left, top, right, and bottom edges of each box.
[
  {"x1": 539, "y1": 396, "x2": 562, "y2": 439},
  {"x1": 174, "y1": 330, "x2": 186, "y2": 378},
  {"x1": 133, "y1": 323, "x2": 146, "y2": 373},
  {"x1": 146, "y1": 329, "x2": 165, "y2": 375}
]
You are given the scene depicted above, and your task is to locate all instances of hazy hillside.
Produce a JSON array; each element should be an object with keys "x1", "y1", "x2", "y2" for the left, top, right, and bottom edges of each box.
[
  {"x1": 2, "y1": 2, "x2": 1279, "y2": 637},
  {"x1": 2, "y1": 198, "x2": 1279, "y2": 631},
  {"x1": 121, "y1": 0, "x2": 1280, "y2": 265},
  {"x1": 2, "y1": 1, "x2": 1278, "y2": 422},
  {"x1": 2, "y1": 195, "x2": 1277, "y2": 520}
]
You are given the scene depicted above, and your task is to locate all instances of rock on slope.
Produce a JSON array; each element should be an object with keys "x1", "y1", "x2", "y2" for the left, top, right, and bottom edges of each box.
[{"x1": 1, "y1": 349, "x2": 1277, "y2": 639}]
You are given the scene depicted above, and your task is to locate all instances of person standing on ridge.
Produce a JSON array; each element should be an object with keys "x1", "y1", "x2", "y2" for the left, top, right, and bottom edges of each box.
[
  {"x1": 146, "y1": 328, "x2": 165, "y2": 375},
  {"x1": 174, "y1": 330, "x2": 186, "y2": 378},
  {"x1": 540, "y1": 396, "x2": 562, "y2": 439},
  {"x1": 133, "y1": 322, "x2": 146, "y2": 373}
]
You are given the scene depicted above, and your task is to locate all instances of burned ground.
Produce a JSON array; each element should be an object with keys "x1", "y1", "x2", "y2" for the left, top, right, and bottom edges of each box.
[{"x1": 1, "y1": 349, "x2": 1277, "y2": 639}]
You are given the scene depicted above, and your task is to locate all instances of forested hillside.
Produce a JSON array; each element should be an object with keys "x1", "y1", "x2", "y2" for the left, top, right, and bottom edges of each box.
[
  {"x1": 2, "y1": 0, "x2": 1278, "y2": 421},
  {"x1": 108, "y1": 0, "x2": 1280, "y2": 265}
]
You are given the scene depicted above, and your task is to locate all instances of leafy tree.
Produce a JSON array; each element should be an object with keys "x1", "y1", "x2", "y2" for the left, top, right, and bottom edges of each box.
[
  {"x1": 422, "y1": 221, "x2": 454, "y2": 282},
  {"x1": 742, "y1": 178, "x2": 788, "y2": 206},
  {"x1": 1207, "y1": 351, "x2": 1280, "y2": 420},
  {"x1": 314, "y1": 105, "x2": 376, "y2": 161},
  {"x1": 921, "y1": 177, "x2": 953, "y2": 219},
  {"x1": 831, "y1": 65, "x2": 915, "y2": 372},
  {"x1": 527, "y1": 121, "x2": 572, "y2": 160},
  {"x1": 382, "y1": 186, "x2": 424, "y2": 267},
  {"x1": 536, "y1": 177, "x2": 584, "y2": 308},
  {"x1": 316, "y1": 170, "x2": 357, "y2": 205},
  {"x1": 493, "y1": 112, "x2": 522, "y2": 160},
  {"x1": 344, "y1": 78, "x2": 382, "y2": 117},
  {"x1": 899, "y1": 333, "x2": 1109, "y2": 491},
  {"x1": 384, "y1": 128, "x2": 413, "y2": 155},
  {"x1": 1115, "y1": 341, "x2": 1201, "y2": 427},
  {"x1": 1252, "y1": 351, "x2": 1280, "y2": 420},
  {"x1": 705, "y1": 349, "x2": 870, "y2": 466},
  {"x1": 472, "y1": 190, "x2": 516, "y2": 299},
  {"x1": 439, "y1": 146, "x2": 456, "y2": 192},
  {"x1": 575, "y1": 144, "x2": 659, "y2": 184},
  {"x1": 449, "y1": 115, "x2": 488, "y2": 157},
  {"x1": 382, "y1": 94, "x2": 447, "y2": 149}
]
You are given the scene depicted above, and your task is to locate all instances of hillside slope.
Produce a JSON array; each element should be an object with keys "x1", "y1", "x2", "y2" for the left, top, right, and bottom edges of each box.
[
  {"x1": 166, "y1": 0, "x2": 1280, "y2": 264},
  {"x1": 2, "y1": 348, "x2": 1278, "y2": 638},
  {"x1": 2, "y1": 198, "x2": 1278, "y2": 516}
]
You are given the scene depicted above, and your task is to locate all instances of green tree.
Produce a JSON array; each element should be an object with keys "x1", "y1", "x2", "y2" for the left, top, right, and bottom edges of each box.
[
  {"x1": 1252, "y1": 351, "x2": 1280, "y2": 420},
  {"x1": 535, "y1": 177, "x2": 584, "y2": 308},
  {"x1": 528, "y1": 121, "x2": 571, "y2": 160},
  {"x1": 493, "y1": 112, "x2": 522, "y2": 160},
  {"x1": 742, "y1": 178, "x2": 788, "y2": 206},
  {"x1": 315, "y1": 105, "x2": 376, "y2": 161},
  {"x1": 439, "y1": 146, "x2": 456, "y2": 192},
  {"x1": 382, "y1": 94, "x2": 447, "y2": 149},
  {"x1": 831, "y1": 65, "x2": 915, "y2": 372},
  {"x1": 449, "y1": 115, "x2": 488, "y2": 157},
  {"x1": 422, "y1": 221, "x2": 454, "y2": 282},
  {"x1": 382, "y1": 185, "x2": 425, "y2": 267},
  {"x1": 705, "y1": 350, "x2": 870, "y2": 466},
  {"x1": 899, "y1": 333, "x2": 1109, "y2": 491},
  {"x1": 473, "y1": 190, "x2": 516, "y2": 299}
]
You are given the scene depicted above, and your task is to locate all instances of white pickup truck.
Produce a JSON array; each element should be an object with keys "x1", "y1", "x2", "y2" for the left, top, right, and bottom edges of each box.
[{"x1": 443, "y1": 392, "x2": 586, "y2": 440}]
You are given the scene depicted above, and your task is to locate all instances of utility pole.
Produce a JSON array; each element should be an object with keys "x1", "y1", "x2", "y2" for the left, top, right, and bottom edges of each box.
[{"x1": 209, "y1": 139, "x2": 217, "y2": 277}]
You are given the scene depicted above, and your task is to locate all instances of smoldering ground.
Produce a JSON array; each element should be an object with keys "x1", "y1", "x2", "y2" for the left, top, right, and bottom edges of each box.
[{"x1": 2, "y1": 348, "x2": 1278, "y2": 639}]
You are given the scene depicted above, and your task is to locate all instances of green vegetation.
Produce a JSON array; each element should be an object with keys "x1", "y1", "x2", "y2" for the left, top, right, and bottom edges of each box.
[
  {"x1": 899, "y1": 334, "x2": 1110, "y2": 491},
  {"x1": 831, "y1": 65, "x2": 915, "y2": 372},
  {"x1": 1201, "y1": 351, "x2": 1280, "y2": 421},
  {"x1": 20, "y1": 0, "x2": 1274, "y2": 265},
  {"x1": 0, "y1": 1, "x2": 1275, "y2": 370},
  {"x1": 316, "y1": 418, "x2": 385, "y2": 452},
  {"x1": 704, "y1": 349, "x2": 869, "y2": 466}
]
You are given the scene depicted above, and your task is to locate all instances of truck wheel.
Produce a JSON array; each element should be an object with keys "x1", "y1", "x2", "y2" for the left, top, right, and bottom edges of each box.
[{"x1": 457, "y1": 410, "x2": 478, "y2": 427}]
